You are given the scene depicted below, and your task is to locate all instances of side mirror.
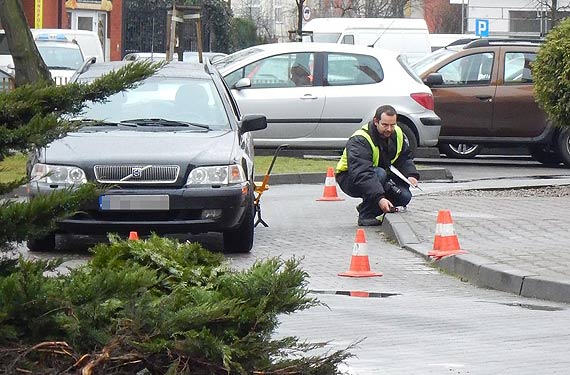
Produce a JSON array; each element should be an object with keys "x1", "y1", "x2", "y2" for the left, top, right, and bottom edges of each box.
[
  {"x1": 240, "y1": 114, "x2": 267, "y2": 134},
  {"x1": 424, "y1": 72, "x2": 444, "y2": 87},
  {"x1": 234, "y1": 77, "x2": 252, "y2": 90}
]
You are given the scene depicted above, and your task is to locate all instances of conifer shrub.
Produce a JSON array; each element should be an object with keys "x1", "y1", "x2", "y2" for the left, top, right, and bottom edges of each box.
[
  {"x1": 533, "y1": 17, "x2": 570, "y2": 128},
  {"x1": 0, "y1": 235, "x2": 352, "y2": 373}
]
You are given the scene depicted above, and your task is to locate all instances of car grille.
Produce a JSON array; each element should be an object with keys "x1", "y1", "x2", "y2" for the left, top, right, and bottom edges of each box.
[{"x1": 94, "y1": 165, "x2": 180, "y2": 184}]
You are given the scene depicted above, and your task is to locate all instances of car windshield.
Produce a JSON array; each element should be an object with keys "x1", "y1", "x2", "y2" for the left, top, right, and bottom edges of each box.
[
  {"x1": 410, "y1": 47, "x2": 456, "y2": 76},
  {"x1": 79, "y1": 76, "x2": 230, "y2": 131},
  {"x1": 397, "y1": 55, "x2": 423, "y2": 84},
  {"x1": 37, "y1": 43, "x2": 84, "y2": 70},
  {"x1": 213, "y1": 47, "x2": 262, "y2": 69}
]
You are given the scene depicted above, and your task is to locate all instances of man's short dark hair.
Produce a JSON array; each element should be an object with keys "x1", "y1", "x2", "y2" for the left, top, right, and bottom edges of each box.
[{"x1": 374, "y1": 105, "x2": 397, "y2": 119}]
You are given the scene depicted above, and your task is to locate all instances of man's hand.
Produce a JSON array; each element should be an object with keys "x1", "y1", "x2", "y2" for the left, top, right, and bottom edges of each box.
[
  {"x1": 408, "y1": 176, "x2": 418, "y2": 188},
  {"x1": 379, "y1": 197, "x2": 394, "y2": 213}
]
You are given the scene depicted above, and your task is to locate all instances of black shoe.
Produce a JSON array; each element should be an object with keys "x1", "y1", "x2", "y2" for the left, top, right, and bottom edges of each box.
[{"x1": 358, "y1": 215, "x2": 383, "y2": 226}]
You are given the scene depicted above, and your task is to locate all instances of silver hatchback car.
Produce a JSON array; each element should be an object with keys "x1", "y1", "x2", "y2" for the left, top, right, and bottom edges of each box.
[{"x1": 215, "y1": 43, "x2": 441, "y2": 153}]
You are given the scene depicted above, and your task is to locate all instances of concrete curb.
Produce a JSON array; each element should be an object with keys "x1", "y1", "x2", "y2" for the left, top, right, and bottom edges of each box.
[{"x1": 382, "y1": 214, "x2": 570, "y2": 304}]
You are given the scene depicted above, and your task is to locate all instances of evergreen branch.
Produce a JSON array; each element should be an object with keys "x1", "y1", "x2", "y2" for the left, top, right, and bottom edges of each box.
[
  {"x1": 0, "y1": 183, "x2": 100, "y2": 244},
  {"x1": 0, "y1": 177, "x2": 27, "y2": 196}
]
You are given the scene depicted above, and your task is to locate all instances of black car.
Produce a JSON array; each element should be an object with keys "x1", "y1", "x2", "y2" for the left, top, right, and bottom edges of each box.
[{"x1": 27, "y1": 60, "x2": 267, "y2": 253}]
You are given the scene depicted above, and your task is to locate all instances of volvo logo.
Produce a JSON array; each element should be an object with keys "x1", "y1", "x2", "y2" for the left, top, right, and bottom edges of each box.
[{"x1": 120, "y1": 165, "x2": 152, "y2": 181}]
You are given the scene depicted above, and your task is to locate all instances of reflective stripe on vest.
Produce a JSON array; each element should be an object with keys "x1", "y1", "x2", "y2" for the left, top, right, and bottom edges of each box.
[{"x1": 335, "y1": 124, "x2": 404, "y2": 173}]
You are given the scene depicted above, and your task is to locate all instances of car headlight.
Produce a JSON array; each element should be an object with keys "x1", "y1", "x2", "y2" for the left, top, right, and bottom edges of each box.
[
  {"x1": 30, "y1": 163, "x2": 87, "y2": 184},
  {"x1": 186, "y1": 165, "x2": 246, "y2": 186}
]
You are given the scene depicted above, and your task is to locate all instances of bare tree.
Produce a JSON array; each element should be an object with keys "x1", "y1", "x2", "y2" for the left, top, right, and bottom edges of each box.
[
  {"x1": 0, "y1": 0, "x2": 51, "y2": 86},
  {"x1": 333, "y1": 0, "x2": 359, "y2": 17},
  {"x1": 235, "y1": 0, "x2": 276, "y2": 41},
  {"x1": 335, "y1": 0, "x2": 415, "y2": 18},
  {"x1": 428, "y1": 1, "x2": 461, "y2": 33},
  {"x1": 535, "y1": 0, "x2": 570, "y2": 30},
  {"x1": 295, "y1": 0, "x2": 307, "y2": 39}
]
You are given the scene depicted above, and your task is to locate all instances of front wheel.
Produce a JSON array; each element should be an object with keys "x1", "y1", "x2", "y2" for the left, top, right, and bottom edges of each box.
[
  {"x1": 529, "y1": 144, "x2": 562, "y2": 166},
  {"x1": 27, "y1": 233, "x2": 56, "y2": 252},
  {"x1": 223, "y1": 196, "x2": 255, "y2": 253},
  {"x1": 398, "y1": 122, "x2": 417, "y2": 157},
  {"x1": 439, "y1": 143, "x2": 483, "y2": 159},
  {"x1": 556, "y1": 129, "x2": 570, "y2": 167}
]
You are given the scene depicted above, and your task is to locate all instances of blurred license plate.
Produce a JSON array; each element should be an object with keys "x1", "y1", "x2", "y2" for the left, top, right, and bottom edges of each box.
[{"x1": 99, "y1": 195, "x2": 169, "y2": 210}]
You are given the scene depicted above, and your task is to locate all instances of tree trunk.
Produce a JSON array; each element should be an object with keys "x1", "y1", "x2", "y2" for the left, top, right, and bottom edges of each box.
[
  {"x1": 551, "y1": 0, "x2": 558, "y2": 30},
  {"x1": 296, "y1": 0, "x2": 304, "y2": 41},
  {"x1": 0, "y1": 0, "x2": 52, "y2": 87}
]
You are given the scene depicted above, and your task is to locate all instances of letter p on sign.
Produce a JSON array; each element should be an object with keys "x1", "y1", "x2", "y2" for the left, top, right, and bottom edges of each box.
[{"x1": 476, "y1": 19, "x2": 489, "y2": 37}]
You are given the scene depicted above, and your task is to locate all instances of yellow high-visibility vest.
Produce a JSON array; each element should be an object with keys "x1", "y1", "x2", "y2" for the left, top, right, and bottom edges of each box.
[{"x1": 336, "y1": 123, "x2": 403, "y2": 173}]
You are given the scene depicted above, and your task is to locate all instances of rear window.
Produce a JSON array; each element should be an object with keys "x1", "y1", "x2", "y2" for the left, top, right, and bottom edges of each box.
[
  {"x1": 325, "y1": 53, "x2": 383, "y2": 86},
  {"x1": 398, "y1": 55, "x2": 423, "y2": 84}
]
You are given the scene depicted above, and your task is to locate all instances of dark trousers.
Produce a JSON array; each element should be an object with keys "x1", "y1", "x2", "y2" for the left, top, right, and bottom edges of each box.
[{"x1": 349, "y1": 168, "x2": 413, "y2": 220}]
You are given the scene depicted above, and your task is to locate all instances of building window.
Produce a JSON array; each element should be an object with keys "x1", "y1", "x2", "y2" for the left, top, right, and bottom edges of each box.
[
  {"x1": 275, "y1": 7, "x2": 283, "y2": 23},
  {"x1": 510, "y1": 10, "x2": 570, "y2": 33}
]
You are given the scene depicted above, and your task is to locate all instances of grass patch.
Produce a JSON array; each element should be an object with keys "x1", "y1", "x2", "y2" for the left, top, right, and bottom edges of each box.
[
  {"x1": 0, "y1": 154, "x2": 338, "y2": 183},
  {"x1": 0, "y1": 153, "x2": 27, "y2": 183},
  {"x1": 255, "y1": 156, "x2": 338, "y2": 175}
]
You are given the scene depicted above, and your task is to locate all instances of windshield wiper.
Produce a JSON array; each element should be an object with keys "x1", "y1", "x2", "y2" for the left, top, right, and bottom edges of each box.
[
  {"x1": 121, "y1": 118, "x2": 210, "y2": 130},
  {"x1": 78, "y1": 119, "x2": 137, "y2": 127},
  {"x1": 48, "y1": 66, "x2": 76, "y2": 70}
]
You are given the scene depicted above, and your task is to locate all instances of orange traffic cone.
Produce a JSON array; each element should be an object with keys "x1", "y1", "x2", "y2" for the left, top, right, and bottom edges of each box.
[
  {"x1": 128, "y1": 231, "x2": 139, "y2": 241},
  {"x1": 428, "y1": 210, "x2": 466, "y2": 258},
  {"x1": 317, "y1": 167, "x2": 344, "y2": 201},
  {"x1": 339, "y1": 229, "x2": 383, "y2": 277}
]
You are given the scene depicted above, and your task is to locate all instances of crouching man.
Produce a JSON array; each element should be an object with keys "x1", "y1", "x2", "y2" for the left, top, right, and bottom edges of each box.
[{"x1": 335, "y1": 105, "x2": 419, "y2": 226}]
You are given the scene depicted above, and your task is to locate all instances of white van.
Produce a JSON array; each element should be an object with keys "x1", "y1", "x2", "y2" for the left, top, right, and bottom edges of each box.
[
  {"x1": 31, "y1": 29, "x2": 105, "y2": 62},
  {"x1": 303, "y1": 18, "x2": 431, "y2": 64}
]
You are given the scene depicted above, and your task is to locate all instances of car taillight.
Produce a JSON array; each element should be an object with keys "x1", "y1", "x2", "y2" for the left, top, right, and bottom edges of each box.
[{"x1": 411, "y1": 93, "x2": 434, "y2": 111}]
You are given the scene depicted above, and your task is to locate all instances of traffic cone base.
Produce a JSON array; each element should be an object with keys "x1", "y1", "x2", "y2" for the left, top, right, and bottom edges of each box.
[
  {"x1": 317, "y1": 167, "x2": 344, "y2": 201},
  {"x1": 428, "y1": 209, "x2": 466, "y2": 258},
  {"x1": 339, "y1": 229, "x2": 383, "y2": 278}
]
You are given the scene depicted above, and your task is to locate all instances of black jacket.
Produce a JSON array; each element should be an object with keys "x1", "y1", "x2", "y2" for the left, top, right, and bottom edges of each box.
[{"x1": 336, "y1": 121, "x2": 419, "y2": 204}]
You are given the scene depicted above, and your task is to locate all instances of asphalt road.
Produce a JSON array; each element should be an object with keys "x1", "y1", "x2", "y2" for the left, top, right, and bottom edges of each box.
[
  {"x1": 11, "y1": 159, "x2": 570, "y2": 374},
  {"x1": 233, "y1": 183, "x2": 570, "y2": 374}
]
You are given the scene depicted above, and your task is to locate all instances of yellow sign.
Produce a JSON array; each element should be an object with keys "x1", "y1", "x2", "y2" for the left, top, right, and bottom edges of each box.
[{"x1": 35, "y1": 0, "x2": 43, "y2": 28}]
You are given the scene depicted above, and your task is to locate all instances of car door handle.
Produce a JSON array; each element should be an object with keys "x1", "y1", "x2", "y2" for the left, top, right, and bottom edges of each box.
[
  {"x1": 300, "y1": 94, "x2": 318, "y2": 100},
  {"x1": 476, "y1": 95, "x2": 493, "y2": 102}
]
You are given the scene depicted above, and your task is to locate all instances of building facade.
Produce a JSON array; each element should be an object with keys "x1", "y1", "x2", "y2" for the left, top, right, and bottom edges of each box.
[
  {"x1": 465, "y1": 0, "x2": 570, "y2": 36},
  {"x1": 233, "y1": 0, "x2": 568, "y2": 43},
  {"x1": 19, "y1": 0, "x2": 122, "y2": 61}
]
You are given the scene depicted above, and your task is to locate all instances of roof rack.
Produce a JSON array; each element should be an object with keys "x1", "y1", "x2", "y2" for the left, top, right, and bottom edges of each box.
[
  {"x1": 464, "y1": 38, "x2": 544, "y2": 49},
  {"x1": 446, "y1": 37, "x2": 480, "y2": 47}
]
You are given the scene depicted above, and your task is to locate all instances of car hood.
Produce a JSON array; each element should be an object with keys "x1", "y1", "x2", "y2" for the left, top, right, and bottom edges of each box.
[{"x1": 42, "y1": 129, "x2": 237, "y2": 166}]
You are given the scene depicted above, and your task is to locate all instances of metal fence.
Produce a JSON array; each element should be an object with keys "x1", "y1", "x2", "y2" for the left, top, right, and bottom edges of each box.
[{"x1": 123, "y1": 4, "x2": 210, "y2": 59}]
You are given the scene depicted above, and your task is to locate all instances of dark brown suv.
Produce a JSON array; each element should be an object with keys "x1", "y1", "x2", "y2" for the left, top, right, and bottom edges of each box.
[{"x1": 413, "y1": 38, "x2": 570, "y2": 166}]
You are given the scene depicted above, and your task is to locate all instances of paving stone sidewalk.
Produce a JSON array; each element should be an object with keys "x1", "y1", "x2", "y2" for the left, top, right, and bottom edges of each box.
[{"x1": 383, "y1": 187, "x2": 570, "y2": 303}]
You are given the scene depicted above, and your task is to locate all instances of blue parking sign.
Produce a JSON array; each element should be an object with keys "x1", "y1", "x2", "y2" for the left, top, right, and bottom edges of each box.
[{"x1": 476, "y1": 19, "x2": 489, "y2": 37}]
